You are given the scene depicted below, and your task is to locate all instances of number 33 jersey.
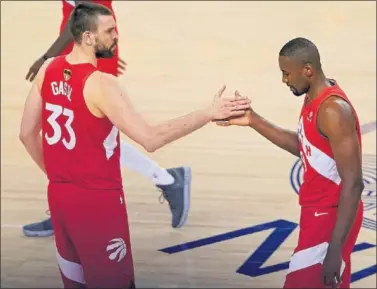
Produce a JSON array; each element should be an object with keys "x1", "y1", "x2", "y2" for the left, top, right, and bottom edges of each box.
[{"x1": 41, "y1": 56, "x2": 122, "y2": 190}]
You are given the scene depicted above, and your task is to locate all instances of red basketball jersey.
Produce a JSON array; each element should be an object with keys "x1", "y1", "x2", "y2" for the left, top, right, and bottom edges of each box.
[
  {"x1": 41, "y1": 56, "x2": 122, "y2": 190},
  {"x1": 297, "y1": 79, "x2": 362, "y2": 207}
]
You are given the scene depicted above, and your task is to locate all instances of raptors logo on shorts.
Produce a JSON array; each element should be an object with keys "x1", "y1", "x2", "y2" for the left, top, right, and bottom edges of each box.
[{"x1": 107, "y1": 238, "x2": 127, "y2": 262}]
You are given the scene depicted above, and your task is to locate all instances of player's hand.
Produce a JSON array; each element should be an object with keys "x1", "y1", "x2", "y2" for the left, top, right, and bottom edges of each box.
[
  {"x1": 215, "y1": 110, "x2": 253, "y2": 127},
  {"x1": 209, "y1": 85, "x2": 251, "y2": 121},
  {"x1": 117, "y1": 57, "x2": 127, "y2": 75},
  {"x1": 26, "y1": 56, "x2": 45, "y2": 82},
  {"x1": 322, "y1": 245, "x2": 342, "y2": 288},
  {"x1": 215, "y1": 90, "x2": 254, "y2": 127}
]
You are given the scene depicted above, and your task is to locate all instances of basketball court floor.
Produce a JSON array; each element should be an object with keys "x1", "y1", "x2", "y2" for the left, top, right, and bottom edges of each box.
[{"x1": 1, "y1": 1, "x2": 376, "y2": 288}]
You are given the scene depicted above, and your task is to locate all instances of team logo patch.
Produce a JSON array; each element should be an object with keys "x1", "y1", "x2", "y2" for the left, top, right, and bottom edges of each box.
[
  {"x1": 106, "y1": 238, "x2": 127, "y2": 262},
  {"x1": 290, "y1": 121, "x2": 376, "y2": 231},
  {"x1": 63, "y1": 69, "x2": 72, "y2": 81}
]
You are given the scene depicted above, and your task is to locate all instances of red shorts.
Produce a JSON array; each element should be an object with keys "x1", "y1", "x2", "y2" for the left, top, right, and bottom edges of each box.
[
  {"x1": 60, "y1": 42, "x2": 119, "y2": 77},
  {"x1": 48, "y1": 182, "x2": 135, "y2": 288},
  {"x1": 284, "y1": 201, "x2": 363, "y2": 288}
]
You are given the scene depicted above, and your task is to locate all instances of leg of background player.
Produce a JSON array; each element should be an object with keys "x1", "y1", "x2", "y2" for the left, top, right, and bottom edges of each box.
[
  {"x1": 22, "y1": 141, "x2": 192, "y2": 237},
  {"x1": 120, "y1": 140, "x2": 192, "y2": 229},
  {"x1": 120, "y1": 140, "x2": 175, "y2": 185}
]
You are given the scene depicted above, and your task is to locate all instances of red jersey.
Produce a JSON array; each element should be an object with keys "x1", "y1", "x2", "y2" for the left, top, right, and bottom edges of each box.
[
  {"x1": 297, "y1": 79, "x2": 362, "y2": 207},
  {"x1": 41, "y1": 55, "x2": 122, "y2": 190}
]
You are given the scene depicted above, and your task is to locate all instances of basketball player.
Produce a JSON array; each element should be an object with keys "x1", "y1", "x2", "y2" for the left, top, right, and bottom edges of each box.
[
  {"x1": 217, "y1": 38, "x2": 364, "y2": 289},
  {"x1": 24, "y1": 0, "x2": 193, "y2": 237},
  {"x1": 19, "y1": 3, "x2": 250, "y2": 287}
]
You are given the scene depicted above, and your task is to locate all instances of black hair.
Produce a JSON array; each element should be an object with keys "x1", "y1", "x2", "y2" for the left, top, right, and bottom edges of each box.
[
  {"x1": 69, "y1": 2, "x2": 113, "y2": 43},
  {"x1": 279, "y1": 37, "x2": 322, "y2": 70}
]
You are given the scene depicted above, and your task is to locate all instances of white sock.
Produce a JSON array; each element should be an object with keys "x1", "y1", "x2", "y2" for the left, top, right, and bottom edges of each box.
[{"x1": 120, "y1": 140, "x2": 175, "y2": 186}]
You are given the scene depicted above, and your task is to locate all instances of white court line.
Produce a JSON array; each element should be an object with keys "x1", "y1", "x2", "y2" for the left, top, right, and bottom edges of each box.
[{"x1": 361, "y1": 121, "x2": 376, "y2": 135}]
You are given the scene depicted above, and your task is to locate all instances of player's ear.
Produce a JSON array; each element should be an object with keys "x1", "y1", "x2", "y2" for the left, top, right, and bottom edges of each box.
[
  {"x1": 303, "y1": 63, "x2": 313, "y2": 78},
  {"x1": 83, "y1": 31, "x2": 94, "y2": 46}
]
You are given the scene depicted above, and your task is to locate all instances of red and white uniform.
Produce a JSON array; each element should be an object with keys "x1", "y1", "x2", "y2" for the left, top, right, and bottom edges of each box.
[
  {"x1": 60, "y1": 0, "x2": 119, "y2": 76},
  {"x1": 284, "y1": 80, "x2": 363, "y2": 288},
  {"x1": 41, "y1": 55, "x2": 134, "y2": 288}
]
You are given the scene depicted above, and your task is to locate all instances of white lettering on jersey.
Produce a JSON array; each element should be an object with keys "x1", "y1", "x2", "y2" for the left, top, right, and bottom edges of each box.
[
  {"x1": 51, "y1": 81, "x2": 73, "y2": 101},
  {"x1": 103, "y1": 126, "x2": 119, "y2": 160},
  {"x1": 297, "y1": 116, "x2": 341, "y2": 185},
  {"x1": 45, "y1": 103, "x2": 76, "y2": 150}
]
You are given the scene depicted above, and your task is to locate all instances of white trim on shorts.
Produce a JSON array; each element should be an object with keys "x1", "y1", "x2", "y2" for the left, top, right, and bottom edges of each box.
[
  {"x1": 56, "y1": 248, "x2": 86, "y2": 284},
  {"x1": 287, "y1": 242, "x2": 345, "y2": 276}
]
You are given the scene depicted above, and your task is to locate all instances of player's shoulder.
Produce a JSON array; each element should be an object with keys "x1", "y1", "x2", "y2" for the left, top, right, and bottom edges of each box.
[
  {"x1": 40, "y1": 57, "x2": 56, "y2": 74},
  {"x1": 318, "y1": 95, "x2": 355, "y2": 132},
  {"x1": 86, "y1": 71, "x2": 118, "y2": 87},
  {"x1": 87, "y1": 70, "x2": 113, "y2": 85},
  {"x1": 35, "y1": 57, "x2": 56, "y2": 87},
  {"x1": 44, "y1": 57, "x2": 56, "y2": 66},
  {"x1": 85, "y1": 71, "x2": 120, "y2": 98},
  {"x1": 321, "y1": 95, "x2": 352, "y2": 117}
]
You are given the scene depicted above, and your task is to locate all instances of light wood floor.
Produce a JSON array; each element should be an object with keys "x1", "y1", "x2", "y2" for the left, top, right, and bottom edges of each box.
[{"x1": 1, "y1": 1, "x2": 376, "y2": 288}]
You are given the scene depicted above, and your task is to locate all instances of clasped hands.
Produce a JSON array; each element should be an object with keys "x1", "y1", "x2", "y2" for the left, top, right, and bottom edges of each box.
[{"x1": 210, "y1": 85, "x2": 254, "y2": 127}]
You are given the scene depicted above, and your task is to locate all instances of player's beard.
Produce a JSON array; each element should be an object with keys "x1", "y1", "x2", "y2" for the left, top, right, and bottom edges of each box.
[
  {"x1": 291, "y1": 85, "x2": 309, "y2": 97},
  {"x1": 95, "y1": 39, "x2": 117, "y2": 59}
]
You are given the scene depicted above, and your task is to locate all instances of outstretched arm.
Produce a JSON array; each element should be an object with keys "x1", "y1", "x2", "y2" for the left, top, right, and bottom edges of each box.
[
  {"x1": 216, "y1": 91, "x2": 300, "y2": 157},
  {"x1": 247, "y1": 111, "x2": 299, "y2": 157},
  {"x1": 87, "y1": 73, "x2": 250, "y2": 152}
]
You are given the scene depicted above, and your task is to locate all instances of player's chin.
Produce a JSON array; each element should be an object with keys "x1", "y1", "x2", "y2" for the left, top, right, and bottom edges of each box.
[
  {"x1": 103, "y1": 51, "x2": 116, "y2": 59},
  {"x1": 291, "y1": 88, "x2": 303, "y2": 97}
]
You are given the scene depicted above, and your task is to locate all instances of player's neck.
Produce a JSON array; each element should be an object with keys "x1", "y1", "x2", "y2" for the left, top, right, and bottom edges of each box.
[
  {"x1": 306, "y1": 72, "x2": 331, "y2": 102},
  {"x1": 66, "y1": 45, "x2": 97, "y2": 67}
]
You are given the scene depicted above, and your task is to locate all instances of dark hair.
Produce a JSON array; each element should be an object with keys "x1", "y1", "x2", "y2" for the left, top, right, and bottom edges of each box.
[
  {"x1": 69, "y1": 2, "x2": 113, "y2": 43},
  {"x1": 279, "y1": 37, "x2": 322, "y2": 70}
]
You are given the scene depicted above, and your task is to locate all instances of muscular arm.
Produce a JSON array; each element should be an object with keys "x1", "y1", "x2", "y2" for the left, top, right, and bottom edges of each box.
[
  {"x1": 19, "y1": 59, "x2": 54, "y2": 174},
  {"x1": 87, "y1": 73, "x2": 248, "y2": 152},
  {"x1": 249, "y1": 112, "x2": 300, "y2": 157},
  {"x1": 318, "y1": 96, "x2": 364, "y2": 249}
]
